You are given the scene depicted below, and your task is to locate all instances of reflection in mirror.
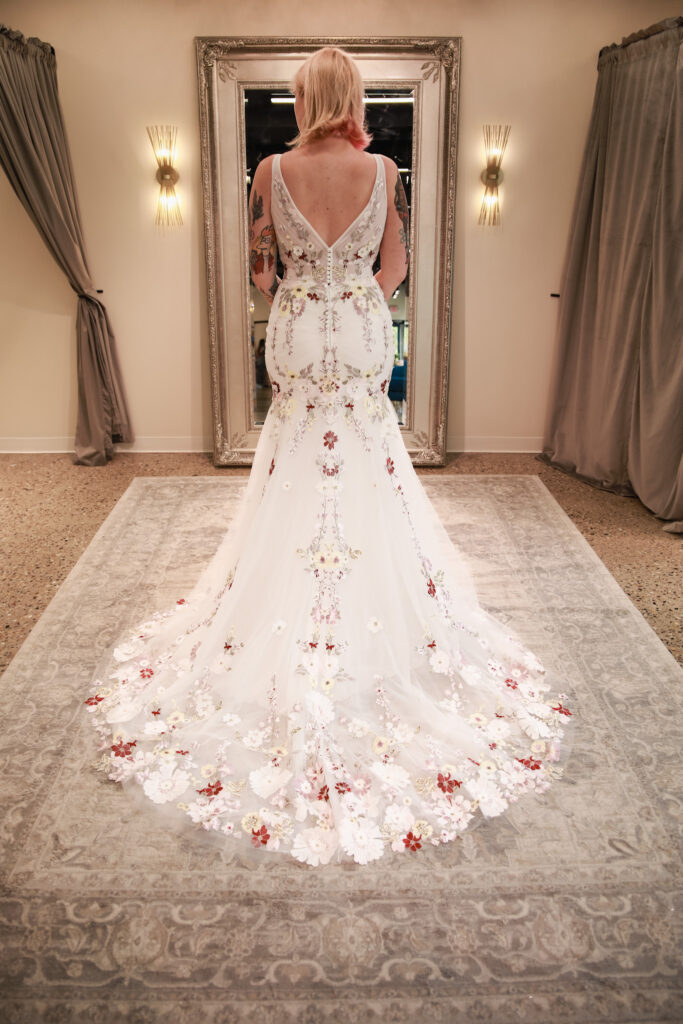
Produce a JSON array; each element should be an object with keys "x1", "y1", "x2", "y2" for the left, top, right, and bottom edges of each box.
[{"x1": 245, "y1": 86, "x2": 413, "y2": 428}]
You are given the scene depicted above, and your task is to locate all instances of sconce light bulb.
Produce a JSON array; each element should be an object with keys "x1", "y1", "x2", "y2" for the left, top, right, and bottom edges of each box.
[
  {"x1": 479, "y1": 125, "x2": 510, "y2": 226},
  {"x1": 148, "y1": 124, "x2": 183, "y2": 227}
]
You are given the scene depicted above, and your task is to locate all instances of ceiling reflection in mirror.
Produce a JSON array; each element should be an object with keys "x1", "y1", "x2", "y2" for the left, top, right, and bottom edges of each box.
[{"x1": 245, "y1": 86, "x2": 414, "y2": 427}]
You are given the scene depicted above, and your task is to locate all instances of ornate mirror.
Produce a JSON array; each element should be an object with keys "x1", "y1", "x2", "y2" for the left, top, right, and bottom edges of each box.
[{"x1": 195, "y1": 36, "x2": 461, "y2": 466}]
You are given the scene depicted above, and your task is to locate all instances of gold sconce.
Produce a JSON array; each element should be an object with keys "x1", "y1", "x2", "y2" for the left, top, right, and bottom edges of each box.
[
  {"x1": 146, "y1": 124, "x2": 182, "y2": 227},
  {"x1": 478, "y1": 124, "x2": 510, "y2": 226}
]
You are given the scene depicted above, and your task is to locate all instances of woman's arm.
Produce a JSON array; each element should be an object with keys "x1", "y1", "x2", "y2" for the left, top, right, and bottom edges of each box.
[
  {"x1": 248, "y1": 156, "x2": 280, "y2": 307},
  {"x1": 375, "y1": 156, "x2": 410, "y2": 300}
]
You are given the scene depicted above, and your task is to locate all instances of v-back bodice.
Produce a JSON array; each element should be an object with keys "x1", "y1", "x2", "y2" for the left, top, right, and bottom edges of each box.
[{"x1": 271, "y1": 152, "x2": 387, "y2": 286}]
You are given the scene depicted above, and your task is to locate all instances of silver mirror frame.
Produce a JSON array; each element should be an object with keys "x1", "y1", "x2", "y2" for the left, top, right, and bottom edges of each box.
[{"x1": 195, "y1": 36, "x2": 461, "y2": 466}]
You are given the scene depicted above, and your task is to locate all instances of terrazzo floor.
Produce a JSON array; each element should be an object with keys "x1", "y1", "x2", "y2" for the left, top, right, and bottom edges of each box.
[{"x1": 1, "y1": 451, "x2": 681, "y2": 676}]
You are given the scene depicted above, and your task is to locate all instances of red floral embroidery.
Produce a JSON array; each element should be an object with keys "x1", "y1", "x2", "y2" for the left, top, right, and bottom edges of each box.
[
  {"x1": 140, "y1": 667, "x2": 154, "y2": 679},
  {"x1": 386, "y1": 457, "x2": 395, "y2": 475},
  {"x1": 176, "y1": 598, "x2": 186, "y2": 605},
  {"x1": 323, "y1": 430, "x2": 339, "y2": 450},
  {"x1": 285, "y1": 247, "x2": 312, "y2": 265},
  {"x1": 437, "y1": 772, "x2": 462, "y2": 795},
  {"x1": 335, "y1": 782, "x2": 351, "y2": 794},
  {"x1": 151, "y1": 708, "x2": 161, "y2": 716},
  {"x1": 111, "y1": 739, "x2": 137, "y2": 758},
  {"x1": 251, "y1": 825, "x2": 270, "y2": 847},
  {"x1": 84, "y1": 695, "x2": 104, "y2": 707},
  {"x1": 318, "y1": 785, "x2": 330, "y2": 802},
  {"x1": 516, "y1": 756, "x2": 542, "y2": 770},
  {"x1": 197, "y1": 780, "x2": 223, "y2": 798},
  {"x1": 504, "y1": 677, "x2": 518, "y2": 690},
  {"x1": 427, "y1": 578, "x2": 436, "y2": 597},
  {"x1": 552, "y1": 702, "x2": 572, "y2": 716},
  {"x1": 403, "y1": 831, "x2": 422, "y2": 851}
]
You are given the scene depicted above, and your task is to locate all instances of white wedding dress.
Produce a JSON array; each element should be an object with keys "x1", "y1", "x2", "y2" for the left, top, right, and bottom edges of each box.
[{"x1": 85, "y1": 152, "x2": 577, "y2": 866}]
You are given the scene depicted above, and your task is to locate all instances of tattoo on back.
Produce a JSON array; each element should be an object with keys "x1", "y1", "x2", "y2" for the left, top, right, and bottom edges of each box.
[{"x1": 394, "y1": 173, "x2": 409, "y2": 254}]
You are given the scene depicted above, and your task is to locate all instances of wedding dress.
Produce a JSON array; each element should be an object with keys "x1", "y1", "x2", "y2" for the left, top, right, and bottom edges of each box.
[{"x1": 85, "y1": 152, "x2": 578, "y2": 867}]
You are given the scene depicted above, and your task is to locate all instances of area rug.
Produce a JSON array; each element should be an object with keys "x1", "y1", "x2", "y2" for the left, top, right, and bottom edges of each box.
[{"x1": 0, "y1": 475, "x2": 680, "y2": 1023}]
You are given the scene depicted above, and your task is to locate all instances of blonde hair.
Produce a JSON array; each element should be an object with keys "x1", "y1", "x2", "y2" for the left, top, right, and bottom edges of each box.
[{"x1": 287, "y1": 46, "x2": 372, "y2": 151}]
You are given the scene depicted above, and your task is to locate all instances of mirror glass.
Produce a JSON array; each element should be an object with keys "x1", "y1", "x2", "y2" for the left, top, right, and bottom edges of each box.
[{"x1": 245, "y1": 86, "x2": 414, "y2": 427}]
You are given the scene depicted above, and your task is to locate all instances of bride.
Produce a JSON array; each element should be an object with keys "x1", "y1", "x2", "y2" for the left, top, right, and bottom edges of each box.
[{"x1": 84, "y1": 46, "x2": 577, "y2": 867}]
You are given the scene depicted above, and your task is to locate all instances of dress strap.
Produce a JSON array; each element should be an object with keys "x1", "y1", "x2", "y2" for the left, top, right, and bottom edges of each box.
[{"x1": 374, "y1": 154, "x2": 387, "y2": 224}]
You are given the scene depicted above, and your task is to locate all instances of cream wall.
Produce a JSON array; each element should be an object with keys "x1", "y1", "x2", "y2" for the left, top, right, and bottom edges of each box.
[{"x1": 0, "y1": 0, "x2": 677, "y2": 455}]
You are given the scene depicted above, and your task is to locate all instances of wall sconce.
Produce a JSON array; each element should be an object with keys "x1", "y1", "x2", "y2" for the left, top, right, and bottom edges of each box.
[
  {"x1": 146, "y1": 124, "x2": 182, "y2": 227},
  {"x1": 478, "y1": 124, "x2": 510, "y2": 226}
]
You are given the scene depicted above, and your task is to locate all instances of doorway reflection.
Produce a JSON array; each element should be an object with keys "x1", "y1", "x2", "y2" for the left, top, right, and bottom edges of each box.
[{"x1": 246, "y1": 85, "x2": 413, "y2": 426}]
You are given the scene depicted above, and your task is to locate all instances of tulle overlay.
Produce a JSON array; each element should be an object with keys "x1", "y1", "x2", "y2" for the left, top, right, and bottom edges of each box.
[{"x1": 84, "y1": 152, "x2": 578, "y2": 866}]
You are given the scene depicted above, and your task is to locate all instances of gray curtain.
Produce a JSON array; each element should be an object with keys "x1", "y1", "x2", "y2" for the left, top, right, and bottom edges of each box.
[
  {"x1": 0, "y1": 24, "x2": 133, "y2": 465},
  {"x1": 537, "y1": 17, "x2": 682, "y2": 533}
]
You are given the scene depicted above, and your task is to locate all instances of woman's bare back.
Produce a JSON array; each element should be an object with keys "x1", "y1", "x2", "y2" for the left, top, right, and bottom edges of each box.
[
  {"x1": 279, "y1": 147, "x2": 382, "y2": 249},
  {"x1": 248, "y1": 141, "x2": 409, "y2": 303}
]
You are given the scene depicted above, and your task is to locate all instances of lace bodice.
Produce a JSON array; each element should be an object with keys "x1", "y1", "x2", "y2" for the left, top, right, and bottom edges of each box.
[{"x1": 271, "y1": 152, "x2": 387, "y2": 286}]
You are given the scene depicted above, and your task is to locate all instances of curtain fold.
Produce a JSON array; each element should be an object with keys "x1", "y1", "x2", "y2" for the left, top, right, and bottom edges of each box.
[
  {"x1": 537, "y1": 17, "x2": 683, "y2": 532},
  {"x1": 0, "y1": 24, "x2": 133, "y2": 465}
]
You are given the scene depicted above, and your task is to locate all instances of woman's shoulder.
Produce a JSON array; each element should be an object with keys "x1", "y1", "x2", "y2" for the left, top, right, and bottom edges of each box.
[
  {"x1": 255, "y1": 153, "x2": 277, "y2": 171},
  {"x1": 251, "y1": 153, "x2": 276, "y2": 187},
  {"x1": 377, "y1": 153, "x2": 399, "y2": 186}
]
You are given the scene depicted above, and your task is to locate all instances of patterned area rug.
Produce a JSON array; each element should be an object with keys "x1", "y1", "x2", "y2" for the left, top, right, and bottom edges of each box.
[{"x1": 0, "y1": 476, "x2": 680, "y2": 1023}]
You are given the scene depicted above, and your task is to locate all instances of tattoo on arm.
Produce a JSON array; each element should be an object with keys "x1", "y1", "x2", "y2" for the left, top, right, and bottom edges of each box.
[
  {"x1": 249, "y1": 180, "x2": 279, "y2": 302},
  {"x1": 394, "y1": 173, "x2": 409, "y2": 254},
  {"x1": 251, "y1": 191, "x2": 264, "y2": 224},
  {"x1": 248, "y1": 189, "x2": 263, "y2": 243},
  {"x1": 249, "y1": 222, "x2": 277, "y2": 277}
]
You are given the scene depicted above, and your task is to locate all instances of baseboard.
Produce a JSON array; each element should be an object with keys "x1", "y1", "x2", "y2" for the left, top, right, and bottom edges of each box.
[
  {"x1": 0, "y1": 435, "x2": 545, "y2": 455},
  {"x1": 447, "y1": 436, "x2": 545, "y2": 453},
  {"x1": 0, "y1": 436, "x2": 212, "y2": 453}
]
